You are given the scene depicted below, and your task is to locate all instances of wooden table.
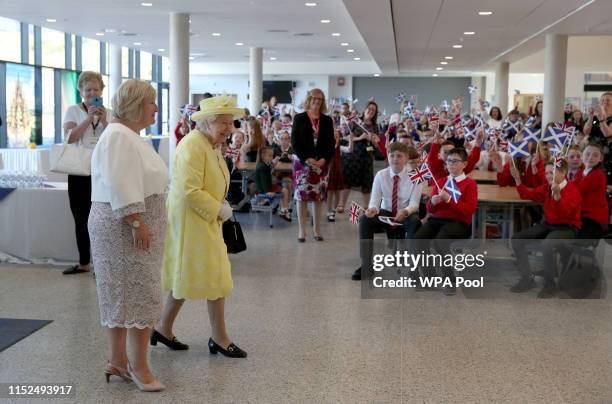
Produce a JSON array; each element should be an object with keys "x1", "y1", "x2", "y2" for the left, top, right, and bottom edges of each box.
[
  {"x1": 235, "y1": 162, "x2": 292, "y2": 192},
  {"x1": 469, "y1": 170, "x2": 498, "y2": 184}
]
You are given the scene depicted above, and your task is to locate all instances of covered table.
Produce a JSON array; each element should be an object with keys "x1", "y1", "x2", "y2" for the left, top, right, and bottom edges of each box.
[{"x1": 0, "y1": 148, "x2": 67, "y2": 182}]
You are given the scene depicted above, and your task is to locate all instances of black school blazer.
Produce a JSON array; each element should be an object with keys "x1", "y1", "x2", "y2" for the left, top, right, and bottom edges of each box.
[{"x1": 291, "y1": 111, "x2": 335, "y2": 165}]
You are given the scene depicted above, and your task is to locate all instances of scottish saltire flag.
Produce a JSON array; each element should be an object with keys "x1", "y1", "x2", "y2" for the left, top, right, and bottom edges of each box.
[
  {"x1": 508, "y1": 141, "x2": 530, "y2": 158},
  {"x1": 396, "y1": 92, "x2": 407, "y2": 104},
  {"x1": 463, "y1": 126, "x2": 476, "y2": 142},
  {"x1": 468, "y1": 85, "x2": 478, "y2": 94},
  {"x1": 542, "y1": 126, "x2": 568, "y2": 149},
  {"x1": 503, "y1": 119, "x2": 521, "y2": 134},
  {"x1": 409, "y1": 163, "x2": 433, "y2": 185},
  {"x1": 550, "y1": 144, "x2": 564, "y2": 157},
  {"x1": 349, "y1": 201, "x2": 364, "y2": 225},
  {"x1": 521, "y1": 127, "x2": 540, "y2": 143},
  {"x1": 524, "y1": 116, "x2": 535, "y2": 128},
  {"x1": 443, "y1": 177, "x2": 461, "y2": 203},
  {"x1": 440, "y1": 100, "x2": 450, "y2": 111}
]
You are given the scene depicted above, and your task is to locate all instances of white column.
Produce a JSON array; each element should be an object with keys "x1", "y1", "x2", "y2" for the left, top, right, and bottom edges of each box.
[
  {"x1": 494, "y1": 62, "x2": 509, "y2": 113},
  {"x1": 169, "y1": 13, "x2": 190, "y2": 173},
  {"x1": 108, "y1": 44, "x2": 121, "y2": 102},
  {"x1": 543, "y1": 34, "x2": 568, "y2": 125},
  {"x1": 249, "y1": 47, "x2": 263, "y2": 115}
]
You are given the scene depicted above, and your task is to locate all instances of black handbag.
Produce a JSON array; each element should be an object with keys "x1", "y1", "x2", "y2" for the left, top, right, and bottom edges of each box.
[{"x1": 222, "y1": 214, "x2": 247, "y2": 254}]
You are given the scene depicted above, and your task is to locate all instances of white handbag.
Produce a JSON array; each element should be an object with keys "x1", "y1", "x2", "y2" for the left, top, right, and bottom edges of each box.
[{"x1": 50, "y1": 140, "x2": 93, "y2": 176}]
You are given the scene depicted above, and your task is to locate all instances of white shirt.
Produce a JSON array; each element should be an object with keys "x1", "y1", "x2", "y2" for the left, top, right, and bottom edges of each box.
[
  {"x1": 369, "y1": 166, "x2": 422, "y2": 214},
  {"x1": 91, "y1": 123, "x2": 168, "y2": 211},
  {"x1": 583, "y1": 167, "x2": 593, "y2": 176},
  {"x1": 63, "y1": 104, "x2": 113, "y2": 149}
]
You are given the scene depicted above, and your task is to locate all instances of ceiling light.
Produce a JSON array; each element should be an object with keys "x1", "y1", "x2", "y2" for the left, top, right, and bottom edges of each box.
[
  {"x1": 104, "y1": 28, "x2": 116, "y2": 33},
  {"x1": 189, "y1": 56, "x2": 195, "y2": 60},
  {"x1": 141, "y1": 2, "x2": 153, "y2": 6},
  {"x1": 436, "y1": 67, "x2": 443, "y2": 70},
  {"x1": 445, "y1": 56, "x2": 453, "y2": 60},
  {"x1": 432, "y1": 74, "x2": 439, "y2": 77},
  {"x1": 340, "y1": 42, "x2": 349, "y2": 46},
  {"x1": 305, "y1": 2, "x2": 317, "y2": 6},
  {"x1": 235, "y1": 42, "x2": 244, "y2": 46},
  {"x1": 189, "y1": 19, "x2": 192, "y2": 23},
  {"x1": 440, "y1": 61, "x2": 448, "y2": 65},
  {"x1": 478, "y1": 11, "x2": 492, "y2": 15},
  {"x1": 269, "y1": 57, "x2": 277, "y2": 60},
  {"x1": 374, "y1": 73, "x2": 380, "y2": 77},
  {"x1": 157, "y1": 48, "x2": 165, "y2": 52},
  {"x1": 347, "y1": 49, "x2": 354, "y2": 53},
  {"x1": 46, "y1": 18, "x2": 56, "y2": 23},
  {"x1": 452, "y1": 44, "x2": 463, "y2": 48},
  {"x1": 320, "y1": 19, "x2": 331, "y2": 23},
  {"x1": 332, "y1": 33, "x2": 341, "y2": 37},
  {"x1": 95, "y1": 32, "x2": 104, "y2": 36},
  {"x1": 133, "y1": 42, "x2": 142, "y2": 46},
  {"x1": 353, "y1": 57, "x2": 361, "y2": 61},
  {"x1": 464, "y1": 31, "x2": 475, "y2": 35},
  {"x1": 211, "y1": 32, "x2": 221, "y2": 37}
]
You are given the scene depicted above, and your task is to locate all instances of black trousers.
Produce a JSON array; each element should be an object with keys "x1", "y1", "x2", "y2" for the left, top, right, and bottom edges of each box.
[
  {"x1": 578, "y1": 217, "x2": 608, "y2": 239},
  {"x1": 413, "y1": 218, "x2": 471, "y2": 281},
  {"x1": 359, "y1": 210, "x2": 421, "y2": 275},
  {"x1": 68, "y1": 175, "x2": 92, "y2": 266},
  {"x1": 511, "y1": 222, "x2": 576, "y2": 283}
]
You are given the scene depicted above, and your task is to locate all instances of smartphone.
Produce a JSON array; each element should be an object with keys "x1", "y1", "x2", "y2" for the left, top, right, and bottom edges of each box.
[{"x1": 90, "y1": 96, "x2": 103, "y2": 107}]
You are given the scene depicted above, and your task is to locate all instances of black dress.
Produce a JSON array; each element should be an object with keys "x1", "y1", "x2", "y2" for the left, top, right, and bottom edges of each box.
[{"x1": 342, "y1": 121, "x2": 377, "y2": 193}]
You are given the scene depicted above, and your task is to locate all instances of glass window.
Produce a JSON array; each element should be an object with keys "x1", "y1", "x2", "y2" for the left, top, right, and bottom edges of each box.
[
  {"x1": 60, "y1": 70, "x2": 80, "y2": 133},
  {"x1": 0, "y1": 16, "x2": 21, "y2": 63},
  {"x1": 70, "y1": 34, "x2": 76, "y2": 70},
  {"x1": 28, "y1": 25, "x2": 35, "y2": 64},
  {"x1": 41, "y1": 27, "x2": 65, "y2": 68},
  {"x1": 102, "y1": 74, "x2": 109, "y2": 109},
  {"x1": 41, "y1": 67, "x2": 55, "y2": 145},
  {"x1": 162, "y1": 56, "x2": 169, "y2": 82},
  {"x1": 140, "y1": 51, "x2": 152, "y2": 80},
  {"x1": 162, "y1": 86, "x2": 169, "y2": 133},
  {"x1": 122, "y1": 47, "x2": 129, "y2": 77},
  {"x1": 81, "y1": 37, "x2": 100, "y2": 72},
  {"x1": 6, "y1": 63, "x2": 36, "y2": 148}
]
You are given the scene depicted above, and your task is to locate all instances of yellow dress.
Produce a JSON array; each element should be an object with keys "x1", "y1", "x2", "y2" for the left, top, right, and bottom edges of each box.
[{"x1": 161, "y1": 130, "x2": 233, "y2": 300}]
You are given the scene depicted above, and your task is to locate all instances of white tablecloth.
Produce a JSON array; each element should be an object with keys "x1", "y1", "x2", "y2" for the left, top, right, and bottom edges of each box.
[
  {"x1": 0, "y1": 148, "x2": 67, "y2": 182},
  {"x1": 0, "y1": 182, "x2": 78, "y2": 263}
]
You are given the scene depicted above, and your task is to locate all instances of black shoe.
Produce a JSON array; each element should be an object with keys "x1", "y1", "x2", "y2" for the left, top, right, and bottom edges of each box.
[
  {"x1": 443, "y1": 285, "x2": 457, "y2": 296},
  {"x1": 313, "y1": 235, "x2": 324, "y2": 241},
  {"x1": 150, "y1": 329, "x2": 189, "y2": 350},
  {"x1": 510, "y1": 276, "x2": 536, "y2": 293},
  {"x1": 208, "y1": 338, "x2": 247, "y2": 358},
  {"x1": 298, "y1": 237, "x2": 306, "y2": 243},
  {"x1": 537, "y1": 283, "x2": 557, "y2": 299},
  {"x1": 351, "y1": 267, "x2": 361, "y2": 281},
  {"x1": 62, "y1": 265, "x2": 89, "y2": 275}
]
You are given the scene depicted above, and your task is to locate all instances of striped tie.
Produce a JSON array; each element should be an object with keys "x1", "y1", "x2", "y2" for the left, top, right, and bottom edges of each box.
[{"x1": 391, "y1": 175, "x2": 399, "y2": 216}]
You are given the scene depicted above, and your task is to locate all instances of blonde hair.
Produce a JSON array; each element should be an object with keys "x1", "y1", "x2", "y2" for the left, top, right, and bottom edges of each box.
[
  {"x1": 111, "y1": 79, "x2": 156, "y2": 122},
  {"x1": 302, "y1": 88, "x2": 328, "y2": 114},
  {"x1": 77, "y1": 71, "x2": 105, "y2": 91}
]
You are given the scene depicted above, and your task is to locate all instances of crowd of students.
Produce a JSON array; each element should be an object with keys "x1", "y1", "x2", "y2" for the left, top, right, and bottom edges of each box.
[{"x1": 175, "y1": 90, "x2": 611, "y2": 298}]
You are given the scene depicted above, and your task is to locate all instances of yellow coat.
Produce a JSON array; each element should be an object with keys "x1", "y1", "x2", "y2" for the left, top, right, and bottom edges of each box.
[{"x1": 162, "y1": 130, "x2": 233, "y2": 300}]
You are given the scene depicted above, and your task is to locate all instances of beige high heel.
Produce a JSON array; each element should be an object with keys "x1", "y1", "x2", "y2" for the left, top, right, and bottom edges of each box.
[
  {"x1": 127, "y1": 363, "x2": 165, "y2": 392},
  {"x1": 104, "y1": 361, "x2": 132, "y2": 383}
]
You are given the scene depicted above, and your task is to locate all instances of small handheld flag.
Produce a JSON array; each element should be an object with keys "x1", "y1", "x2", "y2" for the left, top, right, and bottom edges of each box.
[
  {"x1": 349, "y1": 201, "x2": 365, "y2": 225},
  {"x1": 409, "y1": 163, "x2": 433, "y2": 185},
  {"x1": 508, "y1": 141, "x2": 530, "y2": 158},
  {"x1": 443, "y1": 177, "x2": 462, "y2": 203}
]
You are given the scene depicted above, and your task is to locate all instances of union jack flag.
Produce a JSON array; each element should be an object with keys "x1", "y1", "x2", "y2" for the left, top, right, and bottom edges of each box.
[
  {"x1": 179, "y1": 104, "x2": 198, "y2": 118},
  {"x1": 554, "y1": 155, "x2": 565, "y2": 169},
  {"x1": 349, "y1": 201, "x2": 364, "y2": 225},
  {"x1": 409, "y1": 163, "x2": 433, "y2": 185},
  {"x1": 487, "y1": 128, "x2": 500, "y2": 142},
  {"x1": 281, "y1": 122, "x2": 292, "y2": 131},
  {"x1": 498, "y1": 139, "x2": 509, "y2": 151}
]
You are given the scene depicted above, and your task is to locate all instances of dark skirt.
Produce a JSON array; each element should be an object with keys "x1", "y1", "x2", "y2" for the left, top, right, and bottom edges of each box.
[
  {"x1": 327, "y1": 145, "x2": 345, "y2": 191},
  {"x1": 342, "y1": 141, "x2": 374, "y2": 193},
  {"x1": 292, "y1": 155, "x2": 328, "y2": 202}
]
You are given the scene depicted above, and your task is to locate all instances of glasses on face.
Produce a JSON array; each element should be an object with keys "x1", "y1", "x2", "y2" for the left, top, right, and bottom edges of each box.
[{"x1": 446, "y1": 159, "x2": 464, "y2": 165}]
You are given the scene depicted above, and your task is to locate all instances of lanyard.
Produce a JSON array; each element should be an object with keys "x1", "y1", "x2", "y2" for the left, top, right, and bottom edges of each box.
[
  {"x1": 82, "y1": 103, "x2": 101, "y2": 134},
  {"x1": 307, "y1": 111, "x2": 320, "y2": 137}
]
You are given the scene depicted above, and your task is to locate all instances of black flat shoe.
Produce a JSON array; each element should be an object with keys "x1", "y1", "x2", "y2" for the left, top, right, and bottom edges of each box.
[
  {"x1": 313, "y1": 235, "x2": 324, "y2": 241},
  {"x1": 351, "y1": 267, "x2": 362, "y2": 281},
  {"x1": 150, "y1": 329, "x2": 189, "y2": 350},
  {"x1": 62, "y1": 265, "x2": 89, "y2": 275},
  {"x1": 208, "y1": 338, "x2": 247, "y2": 358},
  {"x1": 298, "y1": 237, "x2": 306, "y2": 243}
]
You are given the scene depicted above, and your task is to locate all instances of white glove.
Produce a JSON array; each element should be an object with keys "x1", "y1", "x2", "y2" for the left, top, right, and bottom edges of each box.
[{"x1": 218, "y1": 201, "x2": 233, "y2": 222}]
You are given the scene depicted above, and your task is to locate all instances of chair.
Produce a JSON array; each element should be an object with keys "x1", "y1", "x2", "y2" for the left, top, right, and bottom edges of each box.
[{"x1": 250, "y1": 194, "x2": 281, "y2": 228}]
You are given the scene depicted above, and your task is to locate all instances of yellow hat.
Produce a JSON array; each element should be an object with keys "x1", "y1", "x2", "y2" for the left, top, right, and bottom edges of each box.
[{"x1": 190, "y1": 94, "x2": 244, "y2": 121}]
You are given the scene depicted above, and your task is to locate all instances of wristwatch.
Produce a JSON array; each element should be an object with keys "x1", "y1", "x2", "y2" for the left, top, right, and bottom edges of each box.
[{"x1": 131, "y1": 219, "x2": 141, "y2": 229}]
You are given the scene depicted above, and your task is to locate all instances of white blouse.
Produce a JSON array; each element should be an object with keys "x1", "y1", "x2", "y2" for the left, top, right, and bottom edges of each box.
[
  {"x1": 91, "y1": 123, "x2": 168, "y2": 212},
  {"x1": 63, "y1": 104, "x2": 113, "y2": 149}
]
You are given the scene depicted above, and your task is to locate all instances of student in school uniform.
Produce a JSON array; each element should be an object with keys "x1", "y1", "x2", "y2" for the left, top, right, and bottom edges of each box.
[
  {"x1": 255, "y1": 146, "x2": 291, "y2": 221},
  {"x1": 509, "y1": 159, "x2": 582, "y2": 298},
  {"x1": 574, "y1": 143, "x2": 609, "y2": 238},
  {"x1": 566, "y1": 145, "x2": 583, "y2": 181},
  {"x1": 496, "y1": 142, "x2": 548, "y2": 187},
  {"x1": 427, "y1": 130, "x2": 483, "y2": 179},
  {"x1": 414, "y1": 148, "x2": 478, "y2": 296},
  {"x1": 352, "y1": 143, "x2": 422, "y2": 281}
]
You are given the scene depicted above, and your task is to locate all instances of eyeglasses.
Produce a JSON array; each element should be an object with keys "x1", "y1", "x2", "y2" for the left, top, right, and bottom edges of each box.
[{"x1": 445, "y1": 159, "x2": 464, "y2": 165}]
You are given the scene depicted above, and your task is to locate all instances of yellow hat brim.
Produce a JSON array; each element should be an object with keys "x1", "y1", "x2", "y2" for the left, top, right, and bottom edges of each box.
[{"x1": 191, "y1": 107, "x2": 244, "y2": 121}]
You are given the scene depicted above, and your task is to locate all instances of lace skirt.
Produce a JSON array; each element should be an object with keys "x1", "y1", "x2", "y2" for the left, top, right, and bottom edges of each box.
[{"x1": 88, "y1": 194, "x2": 167, "y2": 329}]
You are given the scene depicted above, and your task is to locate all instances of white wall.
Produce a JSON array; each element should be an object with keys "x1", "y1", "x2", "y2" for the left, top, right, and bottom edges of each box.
[{"x1": 328, "y1": 75, "x2": 353, "y2": 100}]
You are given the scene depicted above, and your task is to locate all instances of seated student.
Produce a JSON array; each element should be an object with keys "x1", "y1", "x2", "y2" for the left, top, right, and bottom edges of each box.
[
  {"x1": 574, "y1": 143, "x2": 609, "y2": 238},
  {"x1": 414, "y1": 148, "x2": 478, "y2": 296},
  {"x1": 351, "y1": 143, "x2": 422, "y2": 281},
  {"x1": 566, "y1": 145, "x2": 583, "y2": 181},
  {"x1": 272, "y1": 131, "x2": 293, "y2": 163},
  {"x1": 497, "y1": 142, "x2": 547, "y2": 187},
  {"x1": 504, "y1": 109, "x2": 521, "y2": 141},
  {"x1": 477, "y1": 145, "x2": 506, "y2": 172},
  {"x1": 509, "y1": 159, "x2": 582, "y2": 298},
  {"x1": 427, "y1": 130, "x2": 482, "y2": 179},
  {"x1": 254, "y1": 146, "x2": 291, "y2": 221}
]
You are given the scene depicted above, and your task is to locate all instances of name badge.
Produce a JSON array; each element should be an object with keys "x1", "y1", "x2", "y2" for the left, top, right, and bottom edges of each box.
[{"x1": 366, "y1": 146, "x2": 374, "y2": 152}]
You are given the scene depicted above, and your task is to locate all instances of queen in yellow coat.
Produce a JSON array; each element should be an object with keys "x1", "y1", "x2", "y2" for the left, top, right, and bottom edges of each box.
[{"x1": 157, "y1": 95, "x2": 247, "y2": 358}]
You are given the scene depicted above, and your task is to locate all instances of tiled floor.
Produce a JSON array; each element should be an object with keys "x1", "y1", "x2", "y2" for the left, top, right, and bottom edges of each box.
[{"x1": 0, "y1": 210, "x2": 610, "y2": 403}]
